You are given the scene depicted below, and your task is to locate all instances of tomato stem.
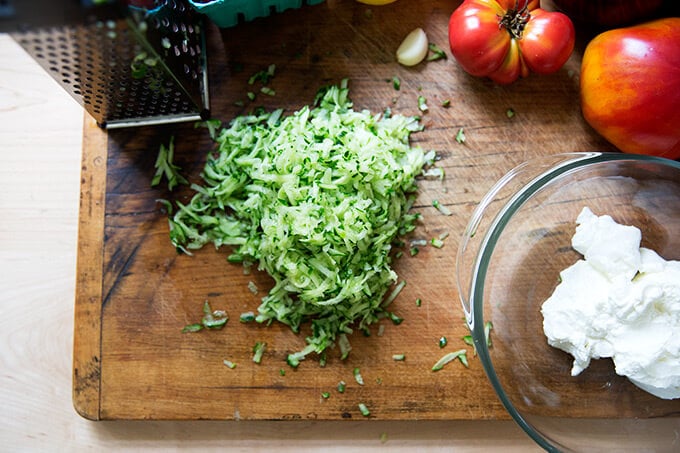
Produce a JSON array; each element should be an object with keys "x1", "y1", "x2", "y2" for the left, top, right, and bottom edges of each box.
[{"x1": 499, "y1": 0, "x2": 531, "y2": 40}]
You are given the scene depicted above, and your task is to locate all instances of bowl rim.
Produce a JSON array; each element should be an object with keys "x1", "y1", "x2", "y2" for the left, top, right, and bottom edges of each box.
[{"x1": 457, "y1": 151, "x2": 680, "y2": 451}]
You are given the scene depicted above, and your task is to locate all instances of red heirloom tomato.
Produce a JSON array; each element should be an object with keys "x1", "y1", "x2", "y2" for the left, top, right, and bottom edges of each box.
[
  {"x1": 448, "y1": 0, "x2": 575, "y2": 84},
  {"x1": 580, "y1": 18, "x2": 680, "y2": 159}
]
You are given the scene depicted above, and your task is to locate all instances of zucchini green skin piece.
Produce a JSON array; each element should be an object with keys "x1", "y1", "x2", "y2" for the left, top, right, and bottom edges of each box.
[
  {"x1": 358, "y1": 403, "x2": 370, "y2": 417},
  {"x1": 353, "y1": 367, "x2": 364, "y2": 385},
  {"x1": 431, "y1": 349, "x2": 468, "y2": 371},
  {"x1": 252, "y1": 342, "x2": 266, "y2": 364}
]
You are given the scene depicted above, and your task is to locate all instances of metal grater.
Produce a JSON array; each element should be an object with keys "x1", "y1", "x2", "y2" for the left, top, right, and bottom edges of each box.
[{"x1": 3, "y1": 0, "x2": 209, "y2": 128}]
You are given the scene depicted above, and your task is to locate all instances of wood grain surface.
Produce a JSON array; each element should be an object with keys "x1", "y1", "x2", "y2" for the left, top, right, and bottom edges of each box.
[
  {"x1": 73, "y1": 0, "x2": 617, "y2": 421},
  {"x1": 1, "y1": 30, "x2": 542, "y2": 452}
]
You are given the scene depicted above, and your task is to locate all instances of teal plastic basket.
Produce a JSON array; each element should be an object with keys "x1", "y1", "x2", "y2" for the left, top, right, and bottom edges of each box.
[{"x1": 188, "y1": 0, "x2": 325, "y2": 28}]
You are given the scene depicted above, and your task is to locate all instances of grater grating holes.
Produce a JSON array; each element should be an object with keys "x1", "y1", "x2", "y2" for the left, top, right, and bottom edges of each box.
[{"x1": 10, "y1": 0, "x2": 209, "y2": 127}]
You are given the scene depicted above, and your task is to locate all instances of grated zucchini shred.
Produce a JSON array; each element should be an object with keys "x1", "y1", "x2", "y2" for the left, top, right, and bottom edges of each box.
[{"x1": 168, "y1": 80, "x2": 431, "y2": 363}]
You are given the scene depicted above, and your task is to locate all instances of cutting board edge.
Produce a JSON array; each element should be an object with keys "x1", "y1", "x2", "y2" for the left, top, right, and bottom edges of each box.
[{"x1": 72, "y1": 114, "x2": 108, "y2": 421}]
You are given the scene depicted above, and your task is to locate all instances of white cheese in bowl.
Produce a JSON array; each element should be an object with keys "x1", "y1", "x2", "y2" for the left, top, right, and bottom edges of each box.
[{"x1": 541, "y1": 207, "x2": 680, "y2": 400}]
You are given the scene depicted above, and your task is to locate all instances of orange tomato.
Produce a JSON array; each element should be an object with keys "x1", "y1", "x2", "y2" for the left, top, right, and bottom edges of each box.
[{"x1": 580, "y1": 18, "x2": 680, "y2": 159}]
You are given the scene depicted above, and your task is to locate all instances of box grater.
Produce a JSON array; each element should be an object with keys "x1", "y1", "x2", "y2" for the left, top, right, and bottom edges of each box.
[{"x1": 2, "y1": 0, "x2": 210, "y2": 128}]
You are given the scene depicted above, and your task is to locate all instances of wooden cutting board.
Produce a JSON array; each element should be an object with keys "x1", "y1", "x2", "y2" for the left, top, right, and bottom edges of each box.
[{"x1": 73, "y1": 0, "x2": 616, "y2": 421}]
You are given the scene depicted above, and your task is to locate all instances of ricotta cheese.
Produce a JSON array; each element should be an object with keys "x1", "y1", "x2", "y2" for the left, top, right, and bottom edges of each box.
[{"x1": 541, "y1": 207, "x2": 680, "y2": 399}]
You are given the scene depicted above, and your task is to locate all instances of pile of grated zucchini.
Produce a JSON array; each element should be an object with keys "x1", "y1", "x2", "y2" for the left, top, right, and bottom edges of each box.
[{"x1": 168, "y1": 80, "x2": 433, "y2": 365}]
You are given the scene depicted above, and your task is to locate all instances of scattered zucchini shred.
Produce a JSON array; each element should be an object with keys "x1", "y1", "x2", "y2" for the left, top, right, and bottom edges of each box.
[
  {"x1": 417, "y1": 95, "x2": 428, "y2": 112},
  {"x1": 248, "y1": 64, "x2": 276, "y2": 85},
  {"x1": 422, "y1": 166, "x2": 444, "y2": 180},
  {"x1": 455, "y1": 127, "x2": 466, "y2": 144},
  {"x1": 201, "y1": 300, "x2": 228, "y2": 329},
  {"x1": 382, "y1": 280, "x2": 406, "y2": 308},
  {"x1": 387, "y1": 312, "x2": 403, "y2": 325},
  {"x1": 338, "y1": 333, "x2": 352, "y2": 360},
  {"x1": 358, "y1": 403, "x2": 371, "y2": 417},
  {"x1": 240, "y1": 311, "x2": 256, "y2": 323},
  {"x1": 353, "y1": 367, "x2": 365, "y2": 385},
  {"x1": 432, "y1": 200, "x2": 452, "y2": 216},
  {"x1": 182, "y1": 323, "x2": 203, "y2": 333},
  {"x1": 182, "y1": 300, "x2": 228, "y2": 332},
  {"x1": 196, "y1": 119, "x2": 222, "y2": 140},
  {"x1": 252, "y1": 341, "x2": 266, "y2": 364},
  {"x1": 152, "y1": 136, "x2": 188, "y2": 191},
  {"x1": 484, "y1": 321, "x2": 494, "y2": 347},
  {"x1": 426, "y1": 43, "x2": 447, "y2": 61},
  {"x1": 167, "y1": 79, "x2": 434, "y2": 364},
  {"x1": 463, "y1": 334, "x2": 478, "y2": 356},
  {"x1": 432, "y1": 349, "x2": 468, "y2": 371},
  {"x1": 463, "y1": 321, "x2": 493, "y2": 356},
  {"x1": 156, "y1": 198, "x2": 173, "y2": 215},
  {"x1": 391, "y1": 76, "x2": 401, "y2": 91}
]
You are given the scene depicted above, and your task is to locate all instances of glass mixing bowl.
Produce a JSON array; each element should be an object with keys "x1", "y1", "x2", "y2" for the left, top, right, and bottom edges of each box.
[{"x1": 456, "y1": 152, "x2": 680, "y2": 452}]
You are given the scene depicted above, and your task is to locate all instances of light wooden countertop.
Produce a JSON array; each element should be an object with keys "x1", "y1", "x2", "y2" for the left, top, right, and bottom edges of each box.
[{"x1": 0, "y1": 33, "x2": 539, "y2": 451}]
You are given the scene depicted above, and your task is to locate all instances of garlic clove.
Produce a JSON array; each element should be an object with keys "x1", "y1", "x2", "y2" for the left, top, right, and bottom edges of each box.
[{"x1": 396, "y1": 28, "x2": 428, "y2": 67}]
